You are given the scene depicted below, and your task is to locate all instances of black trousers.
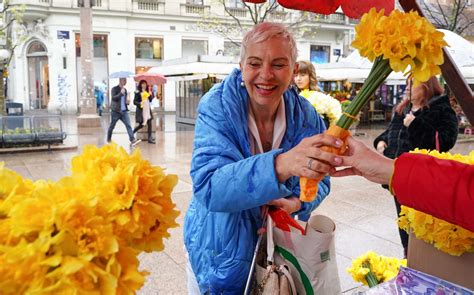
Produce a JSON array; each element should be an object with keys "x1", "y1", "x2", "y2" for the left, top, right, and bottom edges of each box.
[
  {"x1": 133, "y1": 119, "x2": 152, "y2": 140},
  {"x1": 394, "y1": 196, "x2": 409, "y2": 253},
  {"x1": 382, "y1": 184, "x2": 408, "y2": 256}
]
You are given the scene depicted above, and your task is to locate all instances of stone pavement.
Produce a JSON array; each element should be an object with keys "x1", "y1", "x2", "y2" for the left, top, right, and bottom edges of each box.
[{"x1": 1, "y1": 114, "x2": 473, "y2": 294}]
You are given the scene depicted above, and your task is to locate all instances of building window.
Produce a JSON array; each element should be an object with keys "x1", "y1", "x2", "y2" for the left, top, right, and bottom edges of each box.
[
  {"x1": 310, "y1": 45, "x2": 330, "y2": 64},
  {"x1": 227, "y1": 0, "x2": 243, "y2": 7},
  {"x1": 135, "y1": 37, "x2": 163, "y2": 59},
  {"x1": 93, "y1": 35, "x2": 107, "y2": 57},
  {"x1": 224, "y1": 41, "x2": 240, "y2": 57},
  {"x1": 28, "y1": 42, "x2": 47, "y2": 54},
  {"x1": 75, "y1": 34, "x2": 108, "y2": 57},
  {"x1": 182, "y1": 39, "x2": 208, "y2": 57}
]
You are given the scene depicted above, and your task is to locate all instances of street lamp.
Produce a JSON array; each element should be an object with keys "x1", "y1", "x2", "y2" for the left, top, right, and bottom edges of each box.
[{"x1": 0, "y1": 49, "x2": 11, "y2": 62}]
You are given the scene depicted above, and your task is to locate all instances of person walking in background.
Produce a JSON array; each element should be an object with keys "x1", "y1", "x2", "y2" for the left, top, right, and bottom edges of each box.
[
  {"x1": 294, "y1": 60, "x2": 342, "y2": 128},
  {"x1": 373, "y1": 76, "x2": 458, "y2": 256},
  {"x1": 133, "y1": 80, "x2": 155, "y2": 144},
  {"x1": 107, "y1": 78, "x2": 139, "y2": 145},
  {"x1": 94, "y1": 85, "x2": 104, "y2": 116}
]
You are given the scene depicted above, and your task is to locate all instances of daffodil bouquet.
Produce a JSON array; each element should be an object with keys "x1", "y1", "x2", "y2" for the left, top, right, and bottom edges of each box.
[
  {"x1": 0, "y1": 144, "x2": 180, "y2": 293},
  {"x1": 300, "y1": 89, "x2": 343, "y2": 126},
  {"x1": 398, "y1": 150, "x2": 474, "y2": 257},
  {"x1": 347, "y1": 251, "x2": 407, "y2": 288},
  {"x1": 300, "y1": 8, "x2": 448, "y2": 202}
]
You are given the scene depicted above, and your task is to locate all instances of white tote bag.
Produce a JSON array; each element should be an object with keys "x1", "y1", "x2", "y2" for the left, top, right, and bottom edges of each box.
[{"x1": 272, "y1": 214, "x2": 341, "y2": 295}]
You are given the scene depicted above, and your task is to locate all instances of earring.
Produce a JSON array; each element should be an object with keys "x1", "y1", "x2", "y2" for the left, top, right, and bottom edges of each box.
[{"x1": 240, "y1": 81, "x2": 245, "y2": 87}]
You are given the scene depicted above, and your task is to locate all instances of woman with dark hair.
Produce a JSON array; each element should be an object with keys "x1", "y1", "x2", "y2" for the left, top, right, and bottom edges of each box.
[
  {"x1": 294, "y1": 60, "x2": 342, "y2": 128},
  {"x1": 133, "y1": 79, "x2": 155, "y2": 144},
  {"x1": 373, "y1": 76, "x2": 458, "y2": 256}
]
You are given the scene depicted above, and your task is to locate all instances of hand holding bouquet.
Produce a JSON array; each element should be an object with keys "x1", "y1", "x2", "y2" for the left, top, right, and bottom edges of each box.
[{"x1": 300, "y1": 8, "x2": 448, "y2": 202}]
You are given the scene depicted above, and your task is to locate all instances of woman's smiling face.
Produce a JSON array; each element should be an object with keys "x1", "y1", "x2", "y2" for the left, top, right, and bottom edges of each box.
[{"x1": 240, "y1": 36, "x2": 296, "y2": 109}]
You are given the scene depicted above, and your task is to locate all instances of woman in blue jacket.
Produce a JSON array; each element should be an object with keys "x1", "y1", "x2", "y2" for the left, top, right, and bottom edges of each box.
[{"x1": 184, "y1": 22, "x2": 342, "y2": 294}]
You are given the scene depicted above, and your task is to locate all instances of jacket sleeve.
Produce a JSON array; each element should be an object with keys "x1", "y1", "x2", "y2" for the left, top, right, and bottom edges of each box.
[
  {"x1": 111, "y1": 86, "x2": 122, "y2": 102},
  {"x1": 373, "y1": 128, "x2": 389, "y2": 149},
  {"x1": 191, "y1": 99, "x2": 293, "y2": 213},
  {"x1": 407, "y1": 104, "x2": 458, "y2": 151},
  {"x1": 392, "y1": 153, "x2": 474, "y2": 232},
  {"x1": 133, "y1": 92, "x2": 141, "y2": 107}
]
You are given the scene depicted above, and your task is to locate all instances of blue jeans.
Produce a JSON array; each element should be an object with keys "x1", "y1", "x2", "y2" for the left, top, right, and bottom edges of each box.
[{"x1": 107, "y1": 111, "x2": 135, "y2": 142}]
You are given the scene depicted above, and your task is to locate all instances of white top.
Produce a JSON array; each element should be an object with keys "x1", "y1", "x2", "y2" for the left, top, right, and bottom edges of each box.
[{"x1": 248, "y1": 98, "x2": 286, "y2": 155}]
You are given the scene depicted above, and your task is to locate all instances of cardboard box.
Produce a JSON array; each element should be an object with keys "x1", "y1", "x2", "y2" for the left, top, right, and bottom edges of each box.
[{"x1": 408, "y1": 232, "x2": 474, "y2": 290}]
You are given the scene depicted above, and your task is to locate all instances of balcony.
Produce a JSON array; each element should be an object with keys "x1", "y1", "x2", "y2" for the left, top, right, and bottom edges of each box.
[
  {"x1": 10, "y1": 0, "x2": 51, "y2": 22},
  {"x1": 227, "y1": 7, "x2": 247, "y2": 18},
  {"x1": 180, "y1": 3, "x2": 210, "y2": 16},
  {"x1": 311, "y1": 13, "x2": 347, "y2": 25},
  {"x1": 133, "y1": 0, "x2": 165, "y2": 14}
]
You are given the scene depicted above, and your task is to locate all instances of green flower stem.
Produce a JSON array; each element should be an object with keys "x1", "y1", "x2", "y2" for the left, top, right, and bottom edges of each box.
[
  {"x1": 366, "y1": 271, "x2": 379, "y2": 288},
  {"x1": 362, "y1": 261, "x2": 379, "y2": 288},
  {"x1": 336, "y1": 57, "x2": 393, "y2": 130}
]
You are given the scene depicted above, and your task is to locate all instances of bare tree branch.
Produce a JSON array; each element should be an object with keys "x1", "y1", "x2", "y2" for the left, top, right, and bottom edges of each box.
[
  {"x1": 221, "y1": 0, "x2": 243, "y2": 30},
  {"x1": 422, "y1": 0, "x2": 473, "y2": 36}
]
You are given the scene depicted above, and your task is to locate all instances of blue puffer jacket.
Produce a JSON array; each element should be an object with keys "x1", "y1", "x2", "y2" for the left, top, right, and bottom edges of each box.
[{"x1": 184, "y1": 68, "x2": 330, "y2": 294}]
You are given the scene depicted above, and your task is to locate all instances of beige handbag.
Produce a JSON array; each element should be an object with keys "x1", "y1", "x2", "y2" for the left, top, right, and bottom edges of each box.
[{"x1": 248, "y1": 214, "x2": 297, "y2": 295}]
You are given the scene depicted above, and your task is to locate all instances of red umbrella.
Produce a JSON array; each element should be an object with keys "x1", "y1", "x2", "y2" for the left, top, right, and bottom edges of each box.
[
  {"x1": 134, "y1": 73, "x2": 167, "y2": 85},
  {"x1": 244, "y1": 0, "x2": 394, "y2": 19}
]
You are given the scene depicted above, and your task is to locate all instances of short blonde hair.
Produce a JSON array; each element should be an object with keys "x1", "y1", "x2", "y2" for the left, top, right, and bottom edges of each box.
[{"x1": 240, "y1": 22, "x2": 297, "y2": 65}]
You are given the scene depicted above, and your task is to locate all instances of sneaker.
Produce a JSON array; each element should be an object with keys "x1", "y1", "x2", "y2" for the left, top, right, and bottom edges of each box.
[
  {"x1": 130, "y1": 139, "x2": 141, "y2": 146},
  {"x1": 148, "y1": 138, "x2": 156, "y2": 144}
]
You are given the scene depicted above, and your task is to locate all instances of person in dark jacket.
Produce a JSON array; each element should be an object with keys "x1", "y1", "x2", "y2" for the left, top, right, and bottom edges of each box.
[
  {"x1": 132, "y1": 80, "x2": 155, "y2": 144},
  {"x1": 373, "y1": 76, "x2": 458, "y2": 255},
  {"x1": 106, "y1": 78, "x2": 139, "y2": 145}
]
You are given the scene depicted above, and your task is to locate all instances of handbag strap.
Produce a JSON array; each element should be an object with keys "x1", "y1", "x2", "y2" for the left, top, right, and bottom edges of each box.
[
  {"x1": 267, "y1": 214, "x2": 275, "y2": 264},
  {"x1": 278, "y1": 265, "x2": 298, "y2": 295}
]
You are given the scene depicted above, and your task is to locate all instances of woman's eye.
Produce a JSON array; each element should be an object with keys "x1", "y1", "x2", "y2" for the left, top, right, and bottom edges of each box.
[
  {"x1": 273, "y1": 64, "x2": 285, "y2": 68},
  {"x1": 249, "y1": 63, "x2": 260, "y2": 67}
]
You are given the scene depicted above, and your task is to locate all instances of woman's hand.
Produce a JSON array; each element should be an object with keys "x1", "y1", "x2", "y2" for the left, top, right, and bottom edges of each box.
[
  {"x1": 330, "y1": 136, "x2": 394, "y2": 185},
  {"x1": 376, "y1": 141, "x2": 387, "y2": 154},
  {"x1": 403, "y1": 112, "x2": 416, "y2": 127},
  {"x1": 274, "y1": 133, "x2": 343, "y2": 183},
  {"x1": 267, "y1": 197, "x2": 301, "y2": 214}
]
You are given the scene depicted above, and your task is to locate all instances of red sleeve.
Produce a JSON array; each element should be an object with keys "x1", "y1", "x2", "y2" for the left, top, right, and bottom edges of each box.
[{"x1": 392, "y1": 153, "x2": 474, "y2": 232}]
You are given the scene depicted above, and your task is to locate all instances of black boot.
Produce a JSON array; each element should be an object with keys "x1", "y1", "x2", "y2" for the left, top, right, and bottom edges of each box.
[{"x1": 147, "y1": 120, "x2": 155, "y2": 144}]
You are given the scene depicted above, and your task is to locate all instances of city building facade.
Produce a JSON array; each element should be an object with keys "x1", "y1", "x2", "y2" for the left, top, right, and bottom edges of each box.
[{"x1": 7, "y1": 0, "x2": 357, "y2": 113}]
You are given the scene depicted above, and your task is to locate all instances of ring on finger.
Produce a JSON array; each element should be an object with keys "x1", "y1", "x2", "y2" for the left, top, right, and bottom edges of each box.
[{"x1": 307, "y1": 158, "x2": 314, "y2": 170}]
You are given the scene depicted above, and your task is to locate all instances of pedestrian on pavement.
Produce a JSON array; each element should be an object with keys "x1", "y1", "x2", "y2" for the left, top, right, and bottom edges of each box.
[
  {"x1": 331, "y1": 136, "x2": 474, "y2": 232},
  {"x1": 107, "y1": 78, "x2": 139, "y2": 145},
  {"x1": 184, "y1": 22, "x2": 341, "y2": 294},
  {"x1": 373, "y1": 76, "x2": 458, "y2": 256},
  {"x1": 94, "y1": 85, "x2": 104, "y2": 116},
  {"x1": 133, "y1": 79, "x2": 155, "y2": 144}
]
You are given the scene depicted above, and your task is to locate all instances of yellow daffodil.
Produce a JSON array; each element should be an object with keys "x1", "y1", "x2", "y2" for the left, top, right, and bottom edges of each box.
[
  {"x1": 0, "y1": 143, "x2": 179, "y2": 293},
  {"x1": 351, "y1": 8, "x2": 448, "y2": 86},
  {"x1": 347, "y1": 251, "x2": 406, "y2": 287}
]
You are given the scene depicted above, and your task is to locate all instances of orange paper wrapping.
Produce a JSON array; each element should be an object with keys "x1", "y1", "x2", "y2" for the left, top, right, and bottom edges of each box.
[{"x1": 300, "y1": 125, "x2": 350, "y2": 202}]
